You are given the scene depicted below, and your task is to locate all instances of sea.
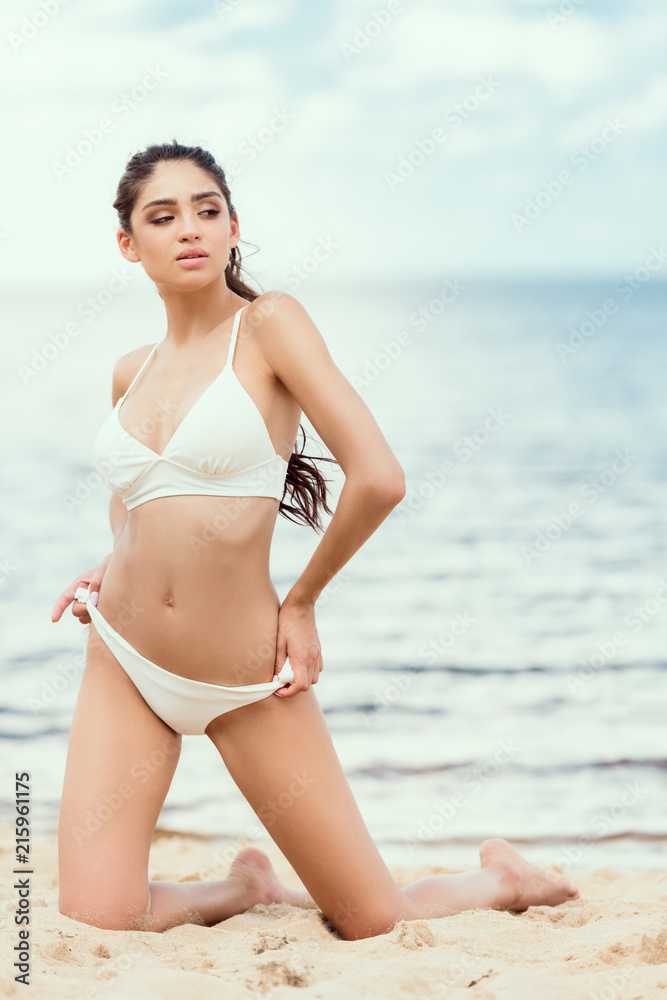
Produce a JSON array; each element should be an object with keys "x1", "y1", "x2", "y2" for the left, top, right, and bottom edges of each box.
[{"x1": 2, "y1": 274, "x2": 666, "y2": 877}]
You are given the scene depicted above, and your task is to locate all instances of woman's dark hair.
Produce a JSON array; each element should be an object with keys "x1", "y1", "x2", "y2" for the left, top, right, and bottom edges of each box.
[{"x1": 112, "y1": 138, "x2": 337, "y2": 532}]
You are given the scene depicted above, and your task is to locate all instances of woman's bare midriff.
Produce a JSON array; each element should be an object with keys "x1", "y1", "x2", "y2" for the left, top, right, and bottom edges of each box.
[{"x1": 96, "y1": 495, "x2": 284, "y2": 686}]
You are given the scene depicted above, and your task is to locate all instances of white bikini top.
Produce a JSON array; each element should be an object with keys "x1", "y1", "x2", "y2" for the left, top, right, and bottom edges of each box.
[{"x1": 92, "y1": 304, "x2": 290, "y2": 511}]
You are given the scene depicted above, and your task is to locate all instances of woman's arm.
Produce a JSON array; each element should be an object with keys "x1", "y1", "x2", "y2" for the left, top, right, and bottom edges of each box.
[
  {"x1": 258, "y1": 290, "x2": 405, "y2": 605},
  {"x1": 106, "y1": 348, "x2": 146, "y2": 548},
  {"x1": 51, "y1": 495, "x2": 127, "y2": 623},
  {"x1": 286, "y1": 477, "x2": 403, "y2": 607},
  {"x1": 254, "y1": 291, "x2": 406, "y2": 691},
  {"x1": 51, "y1": 352, "x2": 136, "y2": 624}
]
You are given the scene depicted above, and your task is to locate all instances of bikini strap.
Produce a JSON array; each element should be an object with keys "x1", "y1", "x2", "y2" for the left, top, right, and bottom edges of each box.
[
  {"x1": 122, "y1": 343, "x2": 158, "y2": 400},
  {"x1": 225, "y1": 304, "x2": 249, "y2": 369}
]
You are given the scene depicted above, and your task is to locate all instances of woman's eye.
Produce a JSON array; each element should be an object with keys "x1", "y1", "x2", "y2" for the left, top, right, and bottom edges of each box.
[{"x1": 151, "y1": 209, "x2": 220, "y2": 225}]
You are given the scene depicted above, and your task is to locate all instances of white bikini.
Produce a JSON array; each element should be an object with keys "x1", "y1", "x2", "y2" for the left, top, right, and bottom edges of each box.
[
  {"x1": 93, "y1": 302, "x2": 289, "y2": 509},
  {"x1": 77, "y1": 303, "x2": 294, "y2": 735}
]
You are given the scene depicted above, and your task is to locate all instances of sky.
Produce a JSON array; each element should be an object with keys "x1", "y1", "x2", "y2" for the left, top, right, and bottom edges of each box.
[{"x1": 1, "y1": 0, "x2": 665, "y2": 289}]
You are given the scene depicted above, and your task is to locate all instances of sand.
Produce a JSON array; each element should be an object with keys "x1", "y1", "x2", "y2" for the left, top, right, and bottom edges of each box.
[{"x1": 1, "y1": 825, "x2": 666, "y2": 999}]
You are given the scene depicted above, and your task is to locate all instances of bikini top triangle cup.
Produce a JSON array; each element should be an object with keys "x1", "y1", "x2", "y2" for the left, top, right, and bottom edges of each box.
[{"x1": 92, "y1": 304, "x2": 290, "y2": 510}]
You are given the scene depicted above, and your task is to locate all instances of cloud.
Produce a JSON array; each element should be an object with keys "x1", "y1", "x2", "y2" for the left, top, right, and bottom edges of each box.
[{"x1": 0, "y1": 0, "x2": 664, "y2": 286}]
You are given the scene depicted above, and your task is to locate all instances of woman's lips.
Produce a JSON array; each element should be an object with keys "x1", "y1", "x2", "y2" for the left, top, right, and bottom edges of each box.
[{"x1": 176, "y1": 255, "x2": 208, "y2": 267}]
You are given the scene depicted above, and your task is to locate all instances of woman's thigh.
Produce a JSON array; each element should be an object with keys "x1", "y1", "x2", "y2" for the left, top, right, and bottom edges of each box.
[
  {"x1": 58, "y1": 624, "x2": 182, "y2": 929},
  {"x1": 205, "y1": 689, "x2": 417, "y2": 940}
]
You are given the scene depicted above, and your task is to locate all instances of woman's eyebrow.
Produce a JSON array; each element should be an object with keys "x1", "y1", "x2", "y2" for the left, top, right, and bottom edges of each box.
[{"x1": 141, "y1": 191, "x2": 223, "y2": 212}]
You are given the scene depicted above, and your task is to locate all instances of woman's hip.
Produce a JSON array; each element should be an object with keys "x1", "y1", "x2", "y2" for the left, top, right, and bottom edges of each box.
[{"x1": 93, "y1": 552, "x2": 282, "y2": 685}]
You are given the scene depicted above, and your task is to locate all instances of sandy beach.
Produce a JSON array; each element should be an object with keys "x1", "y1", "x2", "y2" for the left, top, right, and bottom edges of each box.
[{"x1": 2, "y1": 824, "x2": 666, "y2": 999}]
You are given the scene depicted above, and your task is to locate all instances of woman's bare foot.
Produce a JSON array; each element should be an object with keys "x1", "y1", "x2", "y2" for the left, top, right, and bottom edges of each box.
[
  {"x1": 479, "y1": 837, "x2": 580, "y2": 911},
  {"x1": 227, "y1": 847, "x2": 313, "y2": 910}
]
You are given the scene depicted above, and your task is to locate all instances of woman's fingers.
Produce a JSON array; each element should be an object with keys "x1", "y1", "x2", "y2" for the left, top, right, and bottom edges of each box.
[
  {"x1": 88, "y1": 579, "x2": 101, "y2": 607},
  {"x1": 305, "y1": 647, "x2": 322, "y2": 685},
  {"x1": 71, "y1": 580, "x2": 101, "y2": 624},
  {"x1": 52, "y1": 581, "x2": 88, "y2": 623},
  {"x1": 274, "y1": 658, "x2": 306, "y2": 698},
  {"x1": 72, "y1": 586, "x2": 92, "y2": 624},
  {"x1": 52, "y1": 555, "x2": 112, "y2": 624},
  {"x1": 76, "y1": 578, "x2": 102, "y2": 624},
  {"x1": 52, "y1": 585, "x2": 78, "y2": 623},
  {"x1": 273, "y1": 650, "x2": 322, "y2": 697}
]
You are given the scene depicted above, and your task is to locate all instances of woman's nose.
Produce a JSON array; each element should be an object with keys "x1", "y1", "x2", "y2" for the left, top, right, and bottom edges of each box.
[{"x1": 177, "y1": 217, "x2": 203, "y2": 240}]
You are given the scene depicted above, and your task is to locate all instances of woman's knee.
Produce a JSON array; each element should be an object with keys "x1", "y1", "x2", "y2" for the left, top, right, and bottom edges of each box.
[
  {"x1": 323, "y1": 886, "x2": 422, "y2": 940},
  {"x1": 324, "y1": 899, "x2": 402, "y2": 941},
  {"x1": 58, "y1": 890, "x2": 152, "y2": 932}
]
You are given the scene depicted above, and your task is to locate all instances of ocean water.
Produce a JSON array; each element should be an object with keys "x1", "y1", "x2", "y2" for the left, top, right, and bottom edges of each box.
[{"x1": 2, "y1": 276, "x2": 666, "y2": 876}]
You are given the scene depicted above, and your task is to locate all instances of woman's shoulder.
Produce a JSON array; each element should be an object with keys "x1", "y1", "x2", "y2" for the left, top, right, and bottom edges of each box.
[
  {"x1": 248, "y1": 290, "x2": 304, "y2": 312},
  {"x1": 246, "y1": 290, "x2": 333, "y2": 378},
  {"x1": 110, "y1": 343, "x2": 156, "y2": 407},
  {"x1": 246, "y1": 290, "x2": 311, "y2": 332}
]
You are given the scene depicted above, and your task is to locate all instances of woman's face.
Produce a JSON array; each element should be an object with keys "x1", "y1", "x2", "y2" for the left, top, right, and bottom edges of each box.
[{"x1": 117, "y1": 159, "x2": 238, "y2": 289}]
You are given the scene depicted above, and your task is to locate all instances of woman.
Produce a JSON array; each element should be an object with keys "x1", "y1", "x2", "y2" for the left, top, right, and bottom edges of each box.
[{"x1": 52, "y1": 140, "x2": 580, "y2": 939}]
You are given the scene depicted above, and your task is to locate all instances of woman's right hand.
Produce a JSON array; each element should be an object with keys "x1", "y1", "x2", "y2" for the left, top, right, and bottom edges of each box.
[{"x1": 51, "y1": 552, "x2": 114, "y2": 625}]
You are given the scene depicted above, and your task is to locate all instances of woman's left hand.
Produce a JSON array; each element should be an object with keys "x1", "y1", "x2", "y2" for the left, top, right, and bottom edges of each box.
[{"x1": 273, "y1": 598, "x2": 323, "y2": 697}]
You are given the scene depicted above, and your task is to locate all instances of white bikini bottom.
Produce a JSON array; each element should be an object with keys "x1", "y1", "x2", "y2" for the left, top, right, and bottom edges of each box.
[{"x1": 76, "y1": 588, "x2": 294, "y2": 736}]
